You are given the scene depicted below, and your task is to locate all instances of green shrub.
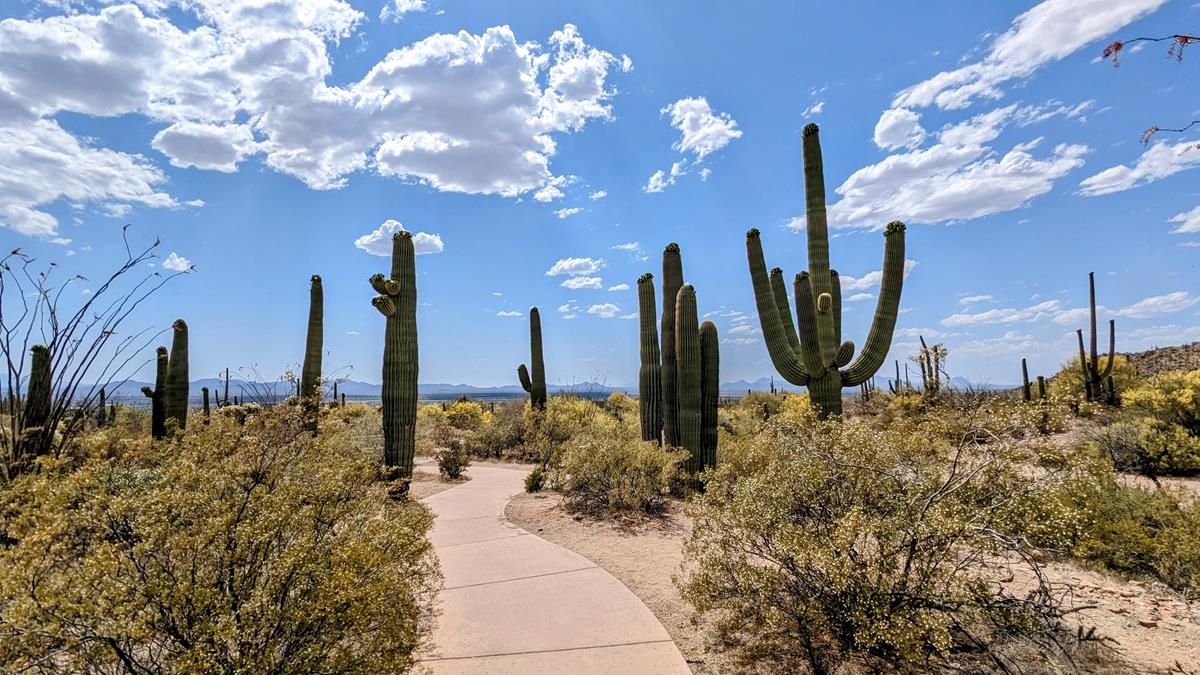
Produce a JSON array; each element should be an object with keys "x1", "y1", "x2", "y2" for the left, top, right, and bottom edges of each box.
[
  {"x1": 468, "y1": 401, "x2": 526, "y2": 459},
  {"x1": 1051, "y1": 354, "x2": 1139, "y2": 403},
  {"x1": 552, "y1": 427, "x2": 685, "y2": 515},
  {"x1": 444, "y1": 399, "x2": 488, "y2": 430},
  {"x1": 524, "y1": 464, "x2": 545, "y2": 493},
  {"x1": 0, "y1": 405, "x2": 439, "y2": 673},
  {"x1": 1124, "y1": 369, "x2": 1200, "y2": 434},
  {"x1": 680, "y1": 413, "x2": 1090, "y2": 673},
  {"x1": 435, "y1": 440, "x2": 471, "y2": 479}
]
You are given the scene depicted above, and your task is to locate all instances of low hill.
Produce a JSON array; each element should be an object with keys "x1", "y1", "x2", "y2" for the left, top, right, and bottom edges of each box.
[{"x1": 1121, "y1": 341, "x2": 1200, "y2": 378}]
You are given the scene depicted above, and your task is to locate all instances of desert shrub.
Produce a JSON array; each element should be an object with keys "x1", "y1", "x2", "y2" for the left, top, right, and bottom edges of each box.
[
  {"x1": 680, "y1": 413, "x2": 1091, "y2": 673},
  {"x1": 1124, "y1": 369, "x2": 1200, "y2": 433},
  {"x1": 525, "y1": 464, "x2": 545, "y2": 493},
  {"x1": 1089, "y1": 371, "x2": 1200, "y2": 478},
  {"x1": 330, "y1": 401, "x2": 375, "y2": 420},
  {"x1": 1051, "y1": 354, "x2": 1139, "y2": 403},
  {"x1": 0, "y1": 405, "x2": 439, "y2": 673},
  {"x1": 468, "y1": 401, "x2": 526, "y2": 459},
  {"x1": 435, "y1": 440, "x2": 471, "y2": 479},
  {"x1": 444, "y1": 399, "x2": 489, "y2": 430},
  {"x1": 602, "y1": 391, "x2": 638, "y2": 420},
  {"x1": 552, "y1": 427, "x2": 685, "y2": 515},
  {"x1": 415, "y1": 403, "x2": 445, "y2": 455}
]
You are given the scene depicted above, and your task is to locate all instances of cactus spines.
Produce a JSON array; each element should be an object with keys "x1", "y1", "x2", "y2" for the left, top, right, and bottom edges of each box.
[
  {"x1": 201, "y1": 387, "x2": 210, "y2": 417},
  {"x1": 638, "y1": 273, "x2": 663, "y2": 444},
  {"x1": 661, "y1": 243, "x2": 684, "y2": 447},
  {"x1": 746, "y1": 126, "x2": 906, "y2": 418},
  {"x1": 1021, "y1": 358, "x2": 1032, "y2": 402},
  {"x1": 1076, "y1": 272, "x2": 1117, "y2": 403},
  {"x1": 142, "y1": 346, "x2": 168, "y2": 439},
  {"x1": 302, "y1": 274, "x2": 323, "y2": 433},
  {"x1": 371, "y1": 232, "x2": 418, "y2": 477},
  {"x1": 163, "y1": 319, "x2": 189, "y2": 432},
  {"x1": 699, "y1": 320, "x2": 719, "y2": 471},
  {"x1": 675, "y1": 285, "x2": 702, "y2": 471},
  {"x1": 518, "y1": 307, "x2": 547, "y2": 411}
]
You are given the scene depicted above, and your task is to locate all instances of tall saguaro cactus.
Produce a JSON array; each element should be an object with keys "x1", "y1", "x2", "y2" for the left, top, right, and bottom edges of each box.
[
  {"x1": 637, "y1": 273, "x2": 663, "y2": 443},
  {"x1": 164, "y1": 319, "x2": 189, "y2": 431},
  {"x1": 675, "y1": 285, "x2": 702, "y2": 463},
  {"x1": 370, "y1": 232, "x2": 418, "y2": 477},
  {"x1": 517, "y1": 307, "x2": 547, "y2": 411},
  {"x1": 1075, "y1": 272, "x2": 1117, "y2": 404},
  {"x1": 699, "y1": 320, "x2": 719, "y2": 470},
  {"x1": 16, "y1": 344, "x2": 52, "y2": 458},
  {"x1": 302, "y1": 274, "x2": 324, "y2": 433},
  {"x1": 142, "y1": 346, "x2": 168, "y2": 439},
  {"x1": 660, "y1": 244, "x2": 684, "y2": 447},
  {"x1": 746, "y1": 123, "x2": 906, "y2": 418}
]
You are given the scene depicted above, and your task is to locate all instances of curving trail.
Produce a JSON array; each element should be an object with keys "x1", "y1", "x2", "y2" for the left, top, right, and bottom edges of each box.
[{"x1": 417, "y1": 462, "x2": 691, "y2": 674}]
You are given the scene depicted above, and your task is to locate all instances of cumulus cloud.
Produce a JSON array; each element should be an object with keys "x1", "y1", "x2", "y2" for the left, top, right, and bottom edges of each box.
[
  {"x1": 840, "y1": 259, "x2": 920, "y2": 291},
  {"x1": 161, "y1": 251, "x2": 192, "y2": 271},
  {"x1": 958, "y1": 294, "x2": 994, "y2": 306},
  {"x1": 608, "y1": 283, "x2": 629, "y2": 291},
  {"x1": 893, "y1": 0, "x2": 1167, "y2": 111},
  {"x1": 1078, "y1": 139, "x2": 1200, "y2": 196},
  {"x1": 589, "y1": 190, "x2": 607, "y2": 200},
  {"x1": 643, "y1": 161, "x2": 685, "y2": 194},
  {"x1": 0, "y1": 5, "x2": 629, "y2": 237},
  {"x1": 610, "y1": 241, "x2": 647, "y2": 262},
  {"x1": 561, "y1": 276, "x2": 602, "y2": 290},
  {"x1": 873, "y1": 108, "x2": 926, "y2": 150},
  {"x1": 554, "y1": 207, "x2": 583, "y2": 219},
  {"x1": 546, "y1": 256, "x2": 604, "y2": 277},
  {"x1": 944, "y1": 291, "x2": 1196, "y2": 327},
  {"x1": 496, "y1": 310, "x2": 523, "y2": 317},
  {"x1": 662, "y1": 97, "x2": 742, "y2": 159},
  {"x1": 586, "y1": 303, "x2": 620, "y2": 318},
  {"x1": 847, "y1": 292, "x2": 874, "y2": 302},
  {"x1": 941, "y1": 300, "x2": 1064, "y2": 327},
  {"x1": 956, "y1": 331, "x2": 1037, "y2": 356},
  {"x1": 1168, "y1": 204, "x2": 1200, "y2": 235},
  {"x1": 354, "y1": 219, "x2": 444, "y2": 256},
  {"x1": 380, "y1": 0, "x2": 427, "y2": 22}
]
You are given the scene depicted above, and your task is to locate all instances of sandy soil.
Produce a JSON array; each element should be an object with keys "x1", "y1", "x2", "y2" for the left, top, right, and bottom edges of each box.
[
  {"x1": 506, "y1": 492, "x2": 1200, "y2": 675},
  {"x1": 408, "y1": 465, "x2": 468, "y2": 500}
]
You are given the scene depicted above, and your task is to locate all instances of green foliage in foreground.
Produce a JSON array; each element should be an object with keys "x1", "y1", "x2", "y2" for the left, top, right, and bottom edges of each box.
[
  {"x1": 679, "y1": 404, "x2": 1096, "y2": 674},
  {"x1": 0, "y1": 405, "x2": 439, "y2": 674},
  {"x1": 551, "y1": 425, "x2": 686, "y2": 515}
]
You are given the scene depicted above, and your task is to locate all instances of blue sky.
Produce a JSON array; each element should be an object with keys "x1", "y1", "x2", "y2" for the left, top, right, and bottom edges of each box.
[{"x1": 2, "y1": 0, "x2": 1198, "y2": 388}]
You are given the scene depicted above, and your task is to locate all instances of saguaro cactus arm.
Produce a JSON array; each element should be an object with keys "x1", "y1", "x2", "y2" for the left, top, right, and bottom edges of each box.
[
  {"x1": 746, "y1": 229, "x2": 809, "y2": 385},
  {"x1": 793, "y1": 273, "x2": 827, "y2": 378},
  {"x1": 517, "y1": 364, "x2": 532, "y2": 392},
  {"x1": 841, "y1": 221, "x2": 906, "y2": 387}
]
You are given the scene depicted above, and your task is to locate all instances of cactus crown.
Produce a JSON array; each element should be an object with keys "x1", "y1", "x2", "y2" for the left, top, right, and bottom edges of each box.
[
  {"x1": 885, "y1": 220, "x2": 906, "y2": 235},
  {"x1": 638, "y1": 272, "x2": 654, "y2": 283},
  {"x1": 770, "y1": 267, "x2": 783, "y2": 277},
  {"x1": 746, "y1": 228, "x2": 761, "y2": 238},
  {"x1": 664, "y1": 242, "x2": 680, "y2": 253},
  {"x1": 393, "y1": 231, "x2": 412, "y2": 241},
  {"x1": 311, "y1": 274, "x2": 321, "y2": 282},
  {"x1": 156, "y1": 346, "x2": 167, "y2": 356},
  {"x1": 803, "y1": 122, "x2": 819, "y2": 136},
  {"x1": 172, "y1": 319, "x2": 185, "y2": 330}
]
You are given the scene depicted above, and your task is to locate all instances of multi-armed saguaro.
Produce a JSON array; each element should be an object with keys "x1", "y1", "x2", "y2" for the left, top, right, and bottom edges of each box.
[
  {"x1": 517, "y1": 307, "x2": 547, "y2": 411},
  {"x1": 746, "y1": 123, "x2": 906, "y2": 418},
  {"x1": 638, "y1": 247, "x2": 719, "y2": 472},
  {"x1": 370, "y1": 232, "x2": 418, "y2": 478},
  {"x1": 637, "y1": 273, "x2": 663, "y2": 443},
  {"x1": 301, "y1": 274, "x2": 323, "y2": 433},
  {"x1": 1075, "y1": 272, "x2": 1117, "y2": 404}
]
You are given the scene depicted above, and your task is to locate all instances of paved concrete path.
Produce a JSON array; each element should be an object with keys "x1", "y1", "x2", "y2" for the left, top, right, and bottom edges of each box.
[{"x1": 417, "y1": 462, "x2": 691, "y2": 674}]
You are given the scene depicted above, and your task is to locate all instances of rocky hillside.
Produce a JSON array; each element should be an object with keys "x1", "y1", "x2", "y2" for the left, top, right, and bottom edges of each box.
[{"x1": 1121, "y1": 341, "x2": 1200, "y2": 378}]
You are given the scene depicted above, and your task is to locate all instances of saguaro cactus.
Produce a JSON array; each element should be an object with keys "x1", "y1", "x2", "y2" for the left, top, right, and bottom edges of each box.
[
  {"x1": 142, "y1": 346, "x2": 168, "y2": 439},
  {"x1": 699, "y1": 320, "x2": 719, "y2": 470},
  {"x1": 96, "y1": 387, "x2": 108, "y2": 427},
  {"x1": 202, "y1": 387, "x2": 210, "y2": 417},
  {"x1": 302, "y1": 274, "x2": 323, "y2": 433},
  {"x1": 660, "y1": 243, "x2": 684, "y2": 447},
  {"x1": 637, "y1": 273, "x2": 663, "y2": 443},
  {"x1": 746, "y1": 123, "x2": 906, "y2": 418},
  {"x1": 676, "y1": 286, "x2": 702, "y2": 465},
  {"x1": 517, "y1": 307, "x2": 547, "y2": 411},
  {"x1": 164, "y1": 319, "x2": 189, "y2": 432},
  {"x1": 370, "y1": 232, "x2": 418, "y2": 477},
  {"x1": 1021, "y1": 358, "x2": 1032, "y2": 402},
  {"x1": 1075, "y1": 272, "x2": 1117, "y2": 404},
  {"x1": 223, "y1": 367, "x2": 230, "y2": 407},
  {"x1": 16, "y1": 344, "x2": 52, "y2": 458}
]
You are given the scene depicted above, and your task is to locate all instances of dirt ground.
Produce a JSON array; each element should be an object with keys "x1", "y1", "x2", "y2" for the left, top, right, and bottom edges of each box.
[
  {"x1": 408, "y1": 464, "x2": 467, "y2": 500},
  {"x1": 506, "y1": 492, "x2": 1200, "y2": 675}
]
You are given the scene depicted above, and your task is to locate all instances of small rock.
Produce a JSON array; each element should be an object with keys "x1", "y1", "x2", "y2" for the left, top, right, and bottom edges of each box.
[
  {"x1": 1138, "y1": 619, "x2": 1158, "y2": 628},
  {"x1": 1110, "y1": 607, "x2": 1128, "y2": 615}
]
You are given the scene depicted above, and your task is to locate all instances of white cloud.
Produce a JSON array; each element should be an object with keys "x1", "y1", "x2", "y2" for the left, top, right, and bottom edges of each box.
[
  {"x1": 607, "y1": 283, "x2": 629, "y2": 291},
  {"x1": 727, "y1": 324, "x2": 761, "y2": 336},
  {"x1": 840, "y1": 259, "x2": 919, "y2": 291},
  {"x1": 619, "y1": 312, "x2": 638, "y2": 320},
  {"x1": 802, "y1": 100, "x2": 825, "y2": 116},
  {"x1": 586, "y1": 302, "x2": 620, "y2": 318},
  {"x1": 546, "y1": 256, "x2": 604, "y2": 276},
  {"x1": 941, "y1": 300, "x2": 1063, "y2": 327},
  {"x1": 847, "y1": 292, "x2": 874, "y2": 302},
  {"x1": 945, "y1": 291, "x2": 1196, "y2": 327},
  {"x1": 661, "y1": 96, "x2": 742, "y2": 159},
  {"x1": 956, "y1": 331, "x2": 1037, "y2": 356},
  {"x1": 722, "y1": 337, "x2": 758, "y2": 345},
  {"x1": 873, "y1": 108, "x2": 926, "y2": 150},
  {"x1": 1114, "y1": 291, "x2": 1197, "y2": 319},
  {"x1": 496, "y1": 310, "x2": 523, "y2": 317},
  {"x1": 346, "y1": 330, "x2": 359, "y2": 335},
  {"x1": 554, "y1": 207, "x2": 583, "y2": 219},
  {"x1": 610, "y1": 241, "x2": 647, "y2": 262},
  {"x1": 533, "y1": 185, "x2": 565, "y2": 203},
  {"x1": 588, "y1": 190, "x2": 607, "y2": 200},
  {"x1": 1169, "y1": 204, "x2": 1200, "y2": 235},
  {"x1": 830, "y1": 104, "x2": 1088, "y2": 230},
  {"x1": 958, "y1": 294, "x2": 994, "y2": 306},
  {"x1": 643, "y1": 161, "x2": 685, "y2": 193},
  {"x1": 0, "y1": 7, "x2": 629, "y2": 238},
  {"x1": 1078, "y1": 139, "x2": 1200, "y2": 196},
  {"x1": 161, "y1": 251, "x2": 192, "y2": 271},
  {"x1": 354, "y1": 219, "x2": 444, "y2": 256},
  {"x1": 184, "y1": 199, "x2": 206, "y2": 208},
  {"x1": 893, "y1": 0, "x2": 1167, "y2": 111},
  {"x1": 380, "y1": 0, "x2": 427, "y2": 22},
  {"x1": 561, "y1": 276, "x2": 602, "y2": 290}
]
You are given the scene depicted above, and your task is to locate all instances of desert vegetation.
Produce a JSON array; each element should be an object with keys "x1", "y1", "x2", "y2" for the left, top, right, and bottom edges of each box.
[{"x1": 3, "y1": 124, "x2": 1199, "y2": 675}]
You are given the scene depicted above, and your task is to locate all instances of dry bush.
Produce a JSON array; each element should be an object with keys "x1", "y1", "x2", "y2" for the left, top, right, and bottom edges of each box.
[
  {"x1": 551, "y1": 425, "x2": 685, "y2": 515},
  {"x1": 0, "y1": 405, "x2": 439, "y2": 673},
  {"x1": 680, "y1": 404, "x2": 1100, "y2": 674}
]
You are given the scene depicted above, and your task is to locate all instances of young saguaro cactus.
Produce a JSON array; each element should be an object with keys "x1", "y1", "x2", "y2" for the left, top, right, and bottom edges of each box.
[
  {"x1": 301, "y1": 274, "x2": 323, "y2": 433},
  {"x1": 16, "y1": 344, "x2": 52, "y2": 458},
  {"x1": 672, "y1": 285, "x2": 720, "y2": 474},
  {"x1": 637, "y1": 273, "x2": 663, "y2": 444},
  {"x1": 746, "y1": 123, "x2": 906, "y2": 418},
  {"x1": 699, "y1": 320, "x2": 719, "y2": 470},
  {"x1": 164, "y1": 319, "x2": 189, "y2": 432},
  {"x1": 517, "y1": 307, "x2": 547, "y2": 411},
  {"x1": 142, "y1": 346, "x2": 168, "y2": 439},
  {"x1": 370, "y1": 232, "x2": 418, "y2": 478},
  {"x1": 1075, "y1": 272, "x2": 1117, "y2": 404}
]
